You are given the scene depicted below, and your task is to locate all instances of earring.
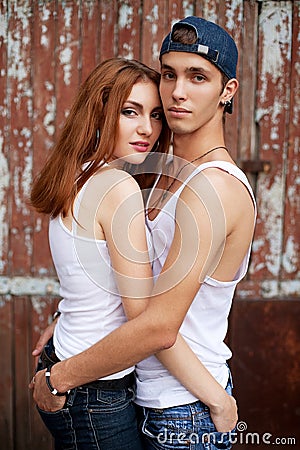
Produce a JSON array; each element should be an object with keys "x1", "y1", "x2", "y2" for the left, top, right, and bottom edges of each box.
[
  {"x1": 94, "y1": 128, "x2": 100, "y2": 149},
  {"x1": 222, "y1": 99, "x2": 232, "y2": 107},
  {"x1": 152, "y1": 140, "x2": 160, "y2": 152}
]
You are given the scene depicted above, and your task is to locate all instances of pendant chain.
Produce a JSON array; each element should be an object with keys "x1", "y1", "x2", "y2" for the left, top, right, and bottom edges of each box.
[{"x1": 160, "y1": 146, "x2": 229, "y2": 202}]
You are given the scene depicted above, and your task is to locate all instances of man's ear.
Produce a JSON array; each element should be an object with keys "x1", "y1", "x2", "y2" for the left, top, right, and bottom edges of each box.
[{"x1": 220, "y1": 78, "x2": 239, "y2": 104}]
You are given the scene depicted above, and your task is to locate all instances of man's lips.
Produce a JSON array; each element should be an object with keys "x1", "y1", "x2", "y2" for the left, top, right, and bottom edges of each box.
[{"x1": 168, "y1": 107, "x2": 191, "y2": 117}]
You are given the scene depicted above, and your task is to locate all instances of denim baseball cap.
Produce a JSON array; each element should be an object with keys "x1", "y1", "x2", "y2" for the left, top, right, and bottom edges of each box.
[{"x1": 160, "y1": 16, "x2": 238, "y2": 82}]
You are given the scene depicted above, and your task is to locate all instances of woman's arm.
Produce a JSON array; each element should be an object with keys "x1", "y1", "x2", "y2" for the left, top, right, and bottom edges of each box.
[{"x1": 83, "y1": 171, "x2": 237, "y2": 431}]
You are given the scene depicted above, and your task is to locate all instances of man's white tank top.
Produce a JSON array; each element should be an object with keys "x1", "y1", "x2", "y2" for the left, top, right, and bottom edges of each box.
[
  {"x1": 50, "y1": 173, "x2": 134, "y2": 380},
  {"x1": 135, "y1": 161, "x2": 256, "y2": 408}
]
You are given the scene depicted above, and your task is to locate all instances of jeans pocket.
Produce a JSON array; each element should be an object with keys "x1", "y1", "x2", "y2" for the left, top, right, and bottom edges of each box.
[
  {"x1": 202, "y1": 431, "x2": 233, "y2": 449},
  {"x1": 141, "y1": 410, "x2": 193, "y2": 450},
  {"x1": 37, "y1": 406, "x2": 75, "y2": 447}
]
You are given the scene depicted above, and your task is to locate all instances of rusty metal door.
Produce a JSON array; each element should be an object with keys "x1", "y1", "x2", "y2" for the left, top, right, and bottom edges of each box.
[{"x1": 0, "y1": 1, "x2": 299, "y2": 449}]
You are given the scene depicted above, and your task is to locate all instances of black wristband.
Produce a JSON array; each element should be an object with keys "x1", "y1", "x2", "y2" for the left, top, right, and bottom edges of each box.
[
  {"x1": 45, "y1": 366, "x2": 68, "y2": 396},
  {"x1": 52, "y1": 310, "x2": 61, "y2": 321}
]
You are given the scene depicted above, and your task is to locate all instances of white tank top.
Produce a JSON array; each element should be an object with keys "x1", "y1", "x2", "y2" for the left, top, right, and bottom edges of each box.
[
  {"x1": 51, "y1": 173, "x2": 134, "y2": 380},
  {"x1": 135, "y1": 161, "x2": 256, "y2": 407}
]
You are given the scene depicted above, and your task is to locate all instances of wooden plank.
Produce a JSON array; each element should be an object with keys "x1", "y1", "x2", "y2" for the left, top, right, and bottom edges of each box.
[
  {"x1": 281, "y1": 1, "x2": 300, "y2": 283},
  {"x1": 0, "y1": 296, "x2": 14, "y2": 450},
  {"x1": 7, "y1": 0, "x2": 33, "y2": 275},
  {"x1": 81, "y1": 0, "x2": 99, "y2": 82},
  {"x1": 236, "y1": 0, "x2": 258, "y2": 189},
  {"x1": 55, "y1": 0, "x2": 81, "y2": 136},
  {"x1": 0, "y1": 0, "x2": 10, "y2": 276},
  {"x1": 218, "y1": 0, "x2": 244, "y2": 160},
  {"x1": 251, "y1": 2, "x2": 293, "y2": 281},
  {"x1": 140, "y1": 0, "x2": 168, "y2": 70},
  {"x1": 14, "y1": 297, "x2": 32, "y2": 450},
  {"x1": 31, "y1": 1, "x2": 56, "y2": 276},
  {"x1": 230, "y1": 299, "x2": 300, "y2": 448},
  {"x1": 99, "y1": 0, "x2": 118, "y2": 60},
  {"x1": 29, "y1": 296, "x2": 58, "y2": 450},
  {"x1": 168, "y1": 0, "x2": 194, "y2": 23},
  {"x1": 116, "y1": 0, "x2": 141, "y2": 60}
]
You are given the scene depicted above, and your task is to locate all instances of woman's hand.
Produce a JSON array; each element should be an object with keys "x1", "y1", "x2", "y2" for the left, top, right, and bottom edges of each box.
[
  {"x1": 210, "y1": 393, "x2": 238, "y2": 432},
  {"x1": 32, "y1": 320, "x2": 56, "y2": 365}
]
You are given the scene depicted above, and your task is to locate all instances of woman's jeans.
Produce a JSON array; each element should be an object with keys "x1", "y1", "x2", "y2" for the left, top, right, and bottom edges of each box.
[
  {"x1": 36, "y1": 338, "x2": 143, "y2": 450},
  {"x1": 138, "y1": 374, "x2": 235, "y2": 450}
]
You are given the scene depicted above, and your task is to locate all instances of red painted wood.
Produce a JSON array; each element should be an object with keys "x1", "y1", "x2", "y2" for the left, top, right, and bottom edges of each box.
[
  {"x1": 31, "y1": 1, "x2": 57, "y2": 276},
  {"x1": 0, "y1": 2, "x2": 299, "y2": 449},
  {"x1": 8, "y1": 0, "x2": 33, "y2": 275}
]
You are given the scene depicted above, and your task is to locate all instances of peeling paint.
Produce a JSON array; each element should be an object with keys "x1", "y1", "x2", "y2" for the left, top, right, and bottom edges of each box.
[
  {"x1": 43, "y1": 96, "x2": 56, "y2": 136},
  {"x1": 225, "y1": 0, "x2": 243, "y2": 31},
  {"x1": 258, "y1": 175, "x2": 284, "y2": 276},
  {"x1": 119, "y1": 4, "x2": 133, "y2": 29},
  {"x1": 0, "y1": 134, "x2": 9, "y2": 273},
  {"x1": 182, "y1": 1, "x2": 194, "y2": 17},
  {"x1": 260, "y1": 280, "x2": 300, "y2": 298},
  {"x1": 282, "y1": 236, "x2": 299, "y2": 274},
  {"x1": 0, "y1": 276, "x2": 60, "y2": 296},
  {"x1": 59, "y1": 47, "x2": 72, "y2": 86},
  {"x1": 259, "y1": 5, "x2": 292, "y2": 101}
]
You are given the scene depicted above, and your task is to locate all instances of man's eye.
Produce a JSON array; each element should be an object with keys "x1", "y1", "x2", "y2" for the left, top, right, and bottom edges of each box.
[
  {"x1": 162, "y1": 72, "x2": 175, "y2": 80},
  {"x1": 193, "y1": 74, "x2": 205, "y2": 82}
]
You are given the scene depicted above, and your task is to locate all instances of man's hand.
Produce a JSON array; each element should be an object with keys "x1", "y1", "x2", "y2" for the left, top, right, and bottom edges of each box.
[
  {"x1": 210, "y1": 394, "x2": 238, "y2": 432},
  {"x1": 30, "y1": 369, "x2": 66, "y2": 412},
  {"x1": 32, "y1": 321, "x2": 56, "y2": 365}
]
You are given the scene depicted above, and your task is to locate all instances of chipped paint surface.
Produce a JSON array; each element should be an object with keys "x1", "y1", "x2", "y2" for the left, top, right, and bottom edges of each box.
[
  {"x1": 0, "y1": 1, "x2": 299, "y2": 301},
  {"x1": 0, "y1": 135, "x2": 9, "y2": 273},
  {"x1": 260, "y1": 5, "x2": 292, "y2": 88},
  {"x1": 0, "y1": 276, "x2": 60, "y2": 296},
  {"x1": 225, "y1": 0, "x2": 243, "y2": 31},
  {"x1": 0, "y1": 3, "x2": 299, "y2": 447},
  {"x1": 255, "y1": 175, "x2": 284, "y2": 277}
]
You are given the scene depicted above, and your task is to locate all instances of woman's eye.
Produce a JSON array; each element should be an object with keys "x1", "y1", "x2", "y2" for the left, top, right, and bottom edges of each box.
[
  {"x1": 151, "y1": 111, "x2": 163, "y2": 120},
  {"x1": 121, "y1": 108, "x2": 137, "y2": 116}
]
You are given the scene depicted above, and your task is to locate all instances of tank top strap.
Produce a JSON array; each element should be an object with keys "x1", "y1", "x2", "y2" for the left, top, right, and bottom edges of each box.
[{"x1": 179, "y1": 160, "x2": 256, "y2": 210}]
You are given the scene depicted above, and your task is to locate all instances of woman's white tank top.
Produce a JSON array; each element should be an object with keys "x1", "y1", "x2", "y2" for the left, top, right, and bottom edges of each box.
[{"x1": 50, "y1": 174, "x2": 134, "y2": 380}]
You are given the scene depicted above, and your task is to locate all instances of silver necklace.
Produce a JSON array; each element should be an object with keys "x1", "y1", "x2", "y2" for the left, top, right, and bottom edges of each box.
[{"x1": 160, "y1": 146, "x2": 229, "y2": 201}]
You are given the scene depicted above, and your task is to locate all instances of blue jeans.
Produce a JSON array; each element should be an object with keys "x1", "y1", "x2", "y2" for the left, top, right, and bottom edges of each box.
[
  {"x1": 36, "y1": 339, "x2": 143, "y2": 450},
  {"x1": 37, "y1": 386, "x2": 143, "y2": 450},
  {"x1": 138, "y1": 376, "x2": 234, "y2": 450}
]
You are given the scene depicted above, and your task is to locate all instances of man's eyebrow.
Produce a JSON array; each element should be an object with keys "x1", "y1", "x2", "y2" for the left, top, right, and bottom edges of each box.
[
  {"x1": 161, "y1": 63, "x2": 174, "y2": 71},
  {"x1": 161, "y1": 63, "x2": 210, "y2": 75}
]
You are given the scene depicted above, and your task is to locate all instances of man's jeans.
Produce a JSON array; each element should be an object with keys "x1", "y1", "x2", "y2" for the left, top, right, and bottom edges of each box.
[{"x1": 139, "y1": 376, "x2": 234, "y2": 450}]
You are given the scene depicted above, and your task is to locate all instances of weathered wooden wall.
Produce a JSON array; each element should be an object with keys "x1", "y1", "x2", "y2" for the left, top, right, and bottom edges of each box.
[{"x1": 0, "y1": 1, "x2": 299, "y2": 449}]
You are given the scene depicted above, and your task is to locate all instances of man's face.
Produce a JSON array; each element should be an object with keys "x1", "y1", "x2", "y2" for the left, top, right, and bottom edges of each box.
[{"x1": 159, "y1": 52, "x2": 224, "y2": 135}]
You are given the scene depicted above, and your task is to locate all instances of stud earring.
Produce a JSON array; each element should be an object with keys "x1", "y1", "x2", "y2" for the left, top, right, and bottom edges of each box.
[
  {"x1": 222, "y1": 99, "x2": 232, "y2": 107},
  {"x1": 94, "y1": 128, "x2": 100, "y2": 149}
]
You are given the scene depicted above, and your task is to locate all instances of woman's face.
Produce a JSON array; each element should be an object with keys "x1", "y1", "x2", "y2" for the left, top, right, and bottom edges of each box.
[{"x1": 112, "y1": 80, "x2": 163, "y2": 164}]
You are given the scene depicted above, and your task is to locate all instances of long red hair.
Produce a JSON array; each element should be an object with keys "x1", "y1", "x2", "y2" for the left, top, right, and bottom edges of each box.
[{"x1": 30, "y1": 58, "x2": 170, "y2": 217}]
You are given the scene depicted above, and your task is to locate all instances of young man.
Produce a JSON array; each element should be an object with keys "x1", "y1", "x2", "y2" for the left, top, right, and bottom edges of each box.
[{"x1": 32, "y1": 17, "x2": 256, "y2": 449}]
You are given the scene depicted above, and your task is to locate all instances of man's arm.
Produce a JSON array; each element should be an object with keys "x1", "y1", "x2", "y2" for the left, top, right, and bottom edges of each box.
[{"x1": 32, "y1": 171, "x2": 236, "y2": 431}]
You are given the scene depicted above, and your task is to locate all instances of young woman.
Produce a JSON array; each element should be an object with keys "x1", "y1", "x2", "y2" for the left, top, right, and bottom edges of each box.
[{"x1": 30, "y1": 57, "x2": 170, "y2": 450}]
